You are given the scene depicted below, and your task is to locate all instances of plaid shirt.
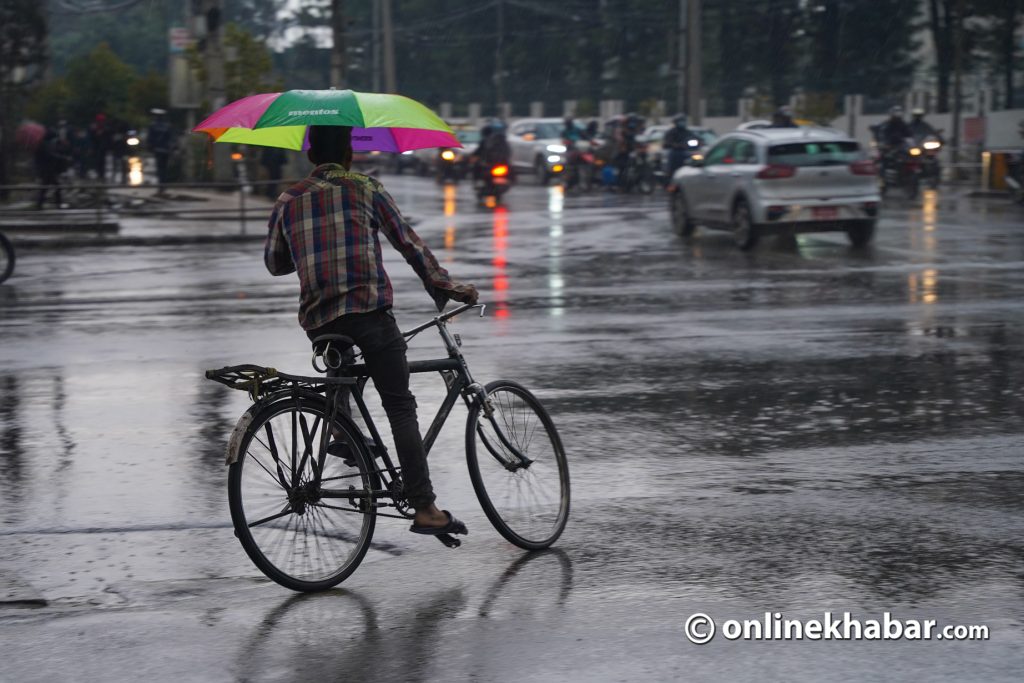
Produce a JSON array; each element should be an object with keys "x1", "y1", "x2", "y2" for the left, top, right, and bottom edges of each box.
[{"x1": 265, "y1": 163, "x2": 462, "y2": 331}]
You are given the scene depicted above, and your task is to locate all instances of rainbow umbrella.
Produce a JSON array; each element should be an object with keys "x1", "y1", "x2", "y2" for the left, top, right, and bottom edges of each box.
[{"x1": 193, "y1": 89, "x2": 460, "y2": 152}]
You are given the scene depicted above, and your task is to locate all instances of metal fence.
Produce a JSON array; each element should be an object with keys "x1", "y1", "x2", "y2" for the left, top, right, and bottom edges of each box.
[{"x1": 0, "y1": 178, "x2": 297, "y2": 236}]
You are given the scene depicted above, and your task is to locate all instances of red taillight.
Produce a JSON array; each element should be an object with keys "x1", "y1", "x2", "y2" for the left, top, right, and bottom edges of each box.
[
  {"x1": 756, "y1": 164, "x2": 796, "y2": 180},
  {"x1": 491, "y1": 164, "x2": 509, "y2": 177},
  {"x1": 849, "y1": 159, "x2": 877, "y2": 176}
]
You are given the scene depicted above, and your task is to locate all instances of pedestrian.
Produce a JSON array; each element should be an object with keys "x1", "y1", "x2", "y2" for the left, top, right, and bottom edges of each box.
[
  {"x1": 259, "y1": 146, "x2": 288, "y2": 199},
  {"x1": 34, "y1": 127, "x2": 71, "y2": 209},
  {"x1": 70, "y1": 126, "x2": 92, "y2": 180},
  {"x1": 264, "y1": 125, "x2": 478, "y2": 537},
  {"x1": 110, "y1": 123, "x2": 129, "y2": 185},
  {"x1": 147, "y1": 109, "x2": 175, "y2": 194},
  {"x1": 89, "y1": 113, "x2": 112, "y2": 181}
]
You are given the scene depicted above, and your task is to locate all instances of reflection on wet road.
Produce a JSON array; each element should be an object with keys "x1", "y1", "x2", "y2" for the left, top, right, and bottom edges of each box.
[{"x1": 1, "y1": 177, "x2": 1022, "y2": 680}]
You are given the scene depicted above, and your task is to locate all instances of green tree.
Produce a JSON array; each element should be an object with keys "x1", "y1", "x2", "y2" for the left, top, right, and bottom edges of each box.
[
  {"x1": 64, "y1": 42, "x2": 140, "y2": 123},
  {"x1": 804, "y1": 0, "x2": 920, "y2": 99},
  {"x1": 0, "y1": 0, "x2": 48, "y2": 191},
  {"x1": 48, "y1": 0, "x2": 178, "y2": 76}
]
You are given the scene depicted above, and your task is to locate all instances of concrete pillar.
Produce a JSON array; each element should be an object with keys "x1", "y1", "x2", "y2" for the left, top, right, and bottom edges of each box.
[
  {"x1": 563, "y1": 100, "x2": 577, "y2": 117},
  {"x1": 468, "y1": 102, "x2": 482, "y2": 124},
  {"x1": 499, "y1": 102, "x2": 513, "y2": 121},
  {"x1": 530, "y1": 101, "x2": 544, "y2": 117},
  {"x1": 439, "y1": 102, "x2": 452, "y2": 119}
]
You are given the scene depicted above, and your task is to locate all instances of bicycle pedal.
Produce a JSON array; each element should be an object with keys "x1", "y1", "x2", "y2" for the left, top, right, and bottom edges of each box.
[{"x1": 436, "y1": 533, "x2": 462, "y2": 548}]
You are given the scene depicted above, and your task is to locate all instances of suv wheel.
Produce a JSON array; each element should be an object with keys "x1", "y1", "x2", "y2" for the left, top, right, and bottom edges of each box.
[
  {"x1": 846, "y1": 220, "x2": 876, "y2": 247},
  {"x1": 732, "y1": 199, "x2": 759, "y2": 250}
]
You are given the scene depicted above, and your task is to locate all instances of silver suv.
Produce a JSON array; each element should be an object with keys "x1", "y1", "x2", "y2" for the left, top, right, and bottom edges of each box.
[{"x1": 668, "y1": 128, "x2": 880, "y2": 249}]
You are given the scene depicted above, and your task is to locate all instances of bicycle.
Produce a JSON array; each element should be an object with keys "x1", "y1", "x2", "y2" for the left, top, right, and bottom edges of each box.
[
  {"x1": 205, "y1": 302, "x2": 570, "y2": 592},
  {"x1": 0, "y1": 231, "x2": 15, "y2": 284}
]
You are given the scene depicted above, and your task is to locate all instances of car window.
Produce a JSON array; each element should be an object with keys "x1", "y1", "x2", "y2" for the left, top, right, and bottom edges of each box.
[
  {"x1": 535, "y1": 123, "x2": 562, "y2": 139},
  {"x1": 732, "y1": 140, "x2": 758, "y2": 164},
  {"x1": 510, "y1": 123, "x2": 532, "y2": 136},
  {"x1": 456, "y1": 130, "x2": 481, "y2": 144},
  {"x1": 768, "y1": 141, "x2": 862, "y2": 166},
  {"x1": 703, "y1": 139, "x2": 735, "y2": 166}
]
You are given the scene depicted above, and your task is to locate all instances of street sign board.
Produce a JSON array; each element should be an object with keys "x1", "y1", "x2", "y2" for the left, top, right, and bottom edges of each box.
[{"x1": 169, "y1": 27, "x2": 192, "y2": 54}]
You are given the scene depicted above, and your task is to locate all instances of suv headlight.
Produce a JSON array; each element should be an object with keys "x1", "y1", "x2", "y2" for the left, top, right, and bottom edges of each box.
[{"x1": 546, "y1": 144, "x2": 567, "y2": 154}]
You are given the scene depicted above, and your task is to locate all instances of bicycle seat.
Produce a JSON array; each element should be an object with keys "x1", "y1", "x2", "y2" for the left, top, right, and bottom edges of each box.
[{"x1": 311, "y1": 334, "x2": 357, "y2": 372}]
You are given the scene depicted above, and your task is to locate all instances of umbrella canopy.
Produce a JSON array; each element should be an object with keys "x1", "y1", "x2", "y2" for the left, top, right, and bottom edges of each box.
[
  {"x1": 14, "y1": 121, "x2": 46, "y2": 152},
  {"x1": 193, "y1": 89, "x2": 460, "y2": 153}
]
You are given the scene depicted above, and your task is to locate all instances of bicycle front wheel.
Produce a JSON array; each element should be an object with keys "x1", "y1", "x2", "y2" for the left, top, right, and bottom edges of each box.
[
  {"x1": 228, "y1": 394, "x2": 377, "y2": 592},
  {"x1": 466, "y1": 380, "x2": 570, "y2": 550}
]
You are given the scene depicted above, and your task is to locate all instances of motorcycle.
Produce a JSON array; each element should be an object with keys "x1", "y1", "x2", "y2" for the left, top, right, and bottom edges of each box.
[
  {"x1": 435, "y1": 148, "x2": 463, "y2": 184},
  {"x1": 879, "y1": 138, "x2": 922, "y2": 200},
  {"x1": 917, "y1": 131, "x2": 943, "y2": 189},
  {"x1": 619, "y1": 144, "x2": 655, "y2": 194},
  {"x1": 561, "y1": 138, "x2": 595, "y2": 192},
  {"x1": 474, "y1": 162, "x2": 512, "y2": 204}
]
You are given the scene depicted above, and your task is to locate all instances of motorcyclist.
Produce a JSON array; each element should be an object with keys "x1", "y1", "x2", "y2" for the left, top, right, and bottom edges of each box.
[
  {"x1": 663, "y1": 113, "x2": 695, "y2": 176},
  {"x1": 908, "y1": 108, "x2": 939, "y2": 141},
  {"x1": 470, "y1": 124, "x2": 494, "y2": 181},
  {"x1": 560, "y1": 117, "x2": 583, "y2": 144},
  {"x1": 771, "y1": 105, "x2": 798, "y2": 128},
  {"x1": 879, "y1": 106, "x2": 914, "y2": 149},
  {"x1": 473, "y1": 120, "x2": 512, "y2": 182},
  {"x1": 615, "y1": 113, "x2": 643, "y2": 188}
]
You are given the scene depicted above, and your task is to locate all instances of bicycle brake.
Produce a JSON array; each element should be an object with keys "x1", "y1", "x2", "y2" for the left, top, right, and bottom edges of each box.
[{"x1": 436, "y1": 533, "x2": 462, "y2": 548}]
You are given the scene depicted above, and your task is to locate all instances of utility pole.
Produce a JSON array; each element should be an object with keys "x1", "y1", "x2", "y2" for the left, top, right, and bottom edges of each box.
[
  {"x1": 686, "y1": 0, "x2": 702, "y2": 124},
  {"x1": 372, "y1": 0, "x2": 381, "y2": 91},
  {"x1": 951, "y1": 0, "x2": 964, "y2": 167},
  {"x1": 495, "y1": 0, "x2": 505, "y2": 109},
  {"x1": 676, "y1": 0, "x2": 686, "y2": 115},
  {"x1": 196, "y1": 0, "x2": 230, "y2": 181},
  {"x1": 381, "y1": 0, "x2": 396, "y2": 93},
  {"x1": 330, "y1": 0, "x2": 346, "y2": 87}
]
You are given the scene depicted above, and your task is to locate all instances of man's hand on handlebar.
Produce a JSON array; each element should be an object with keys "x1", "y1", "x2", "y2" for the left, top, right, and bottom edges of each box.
[{"x1": 432, "y1": 280, "x2": 479, "y2": 311}]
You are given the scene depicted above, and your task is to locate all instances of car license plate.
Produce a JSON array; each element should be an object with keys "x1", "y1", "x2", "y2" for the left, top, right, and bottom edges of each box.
[
  {"x1": 493, "y1": 177, "x2": 508, "y2": 185},
  {"x1": 812, "y1": 206, "x2": 838, "y2": 220}
]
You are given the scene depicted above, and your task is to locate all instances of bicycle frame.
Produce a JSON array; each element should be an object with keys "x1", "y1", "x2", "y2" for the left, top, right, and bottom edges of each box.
[{"x1": 312, "y1": 303, "x2": 532, "y2": 513}]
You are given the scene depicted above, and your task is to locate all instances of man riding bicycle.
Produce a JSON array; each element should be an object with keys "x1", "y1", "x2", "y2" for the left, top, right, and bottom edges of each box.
[{"x1": 264, "y1": 125, "x2": 478, "y2": 537}]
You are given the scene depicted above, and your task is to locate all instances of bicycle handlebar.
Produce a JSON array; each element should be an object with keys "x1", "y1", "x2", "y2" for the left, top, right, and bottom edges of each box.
[{"x1": 402, "y1": 302, "x2": 487, "y2": 338}]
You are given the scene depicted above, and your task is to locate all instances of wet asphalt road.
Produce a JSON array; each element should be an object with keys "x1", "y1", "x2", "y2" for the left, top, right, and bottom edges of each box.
[{"x1": 1, "y1": 177, "x2": 1023, "y2": 681}]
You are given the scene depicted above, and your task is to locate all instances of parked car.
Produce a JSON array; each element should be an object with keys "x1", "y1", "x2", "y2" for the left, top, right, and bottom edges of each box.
[
  {"x1": 507, "y1": 118, "x2": 572, "y2": 183},
  {"x1": 667, "y1": 128, "x2": 880, "y2": 249}
]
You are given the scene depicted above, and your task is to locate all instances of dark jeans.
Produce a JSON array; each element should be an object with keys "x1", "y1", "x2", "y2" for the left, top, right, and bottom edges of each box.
[{"x1": 307, "y1": 308, "x2": 435, "y2": 508}]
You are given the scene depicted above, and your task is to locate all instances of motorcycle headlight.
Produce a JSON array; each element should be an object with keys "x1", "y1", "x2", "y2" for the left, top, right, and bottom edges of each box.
[
  {"x1": 909, "y1": 147, "x2": 922, "y2": 156},
  {"x1": 546, "y1": 144, "x2": 567, "y2": 154},
  {"x1": 441, "y1": 150, "x2": 456, "y2": 161},
  {"x1": 923, "y1": 141, "x2": 941, "y2": 150}
]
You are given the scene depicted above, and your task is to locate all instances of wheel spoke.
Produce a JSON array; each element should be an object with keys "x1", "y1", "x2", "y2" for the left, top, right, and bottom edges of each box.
[
  {"x1": 231, "y1": 399, "x2": 375, "y2": 590},
  {"x1": 470, "y1": 385, "x2": 569, "y2": 549}
]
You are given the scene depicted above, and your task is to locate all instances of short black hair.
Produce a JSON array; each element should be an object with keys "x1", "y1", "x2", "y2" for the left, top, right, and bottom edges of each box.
[{"x1": 307, "y1": 125, "x2": 353, "y2": 164}]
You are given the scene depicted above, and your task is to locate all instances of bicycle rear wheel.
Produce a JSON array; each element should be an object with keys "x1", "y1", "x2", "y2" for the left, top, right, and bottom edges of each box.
[
  {"x1": 228, "y1": 394, "x2": 377, "y2": 591},
  {"x1": 466, "y1": 380, "x2": 570, "y2": 550}
]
